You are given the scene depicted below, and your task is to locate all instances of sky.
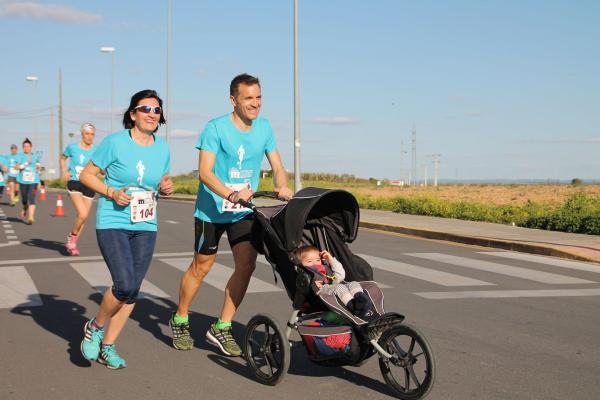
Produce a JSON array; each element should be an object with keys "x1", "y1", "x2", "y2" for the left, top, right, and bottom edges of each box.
[{"x1": 0, "y1": 0, "x2": 599, "y2": 182}]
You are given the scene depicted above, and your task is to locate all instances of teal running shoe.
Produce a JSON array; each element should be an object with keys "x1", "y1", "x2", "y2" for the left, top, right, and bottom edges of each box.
[
  {"x1": 80, "y1": 318, "x2": 104, "y2": 361},
  {"x1": 98, "y1": 344, "x2": 126, "y2": 369}
]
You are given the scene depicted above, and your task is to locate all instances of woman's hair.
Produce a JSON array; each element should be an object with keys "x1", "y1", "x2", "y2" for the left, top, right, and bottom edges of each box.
[
  {"x1": 80, "y1": 122, "x2": 96, "y2": 132},
  {"x1": 122, "y1": 89, "x2": 166, "y2": 132},
  {"x1": 23, "y1": 138, "x2": 32, "y2": 146}
]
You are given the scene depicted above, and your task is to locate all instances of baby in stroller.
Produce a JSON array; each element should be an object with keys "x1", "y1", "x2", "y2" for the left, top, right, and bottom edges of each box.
[{"x1": 296, "y1": 245, "x2": 376, "y2": 320}]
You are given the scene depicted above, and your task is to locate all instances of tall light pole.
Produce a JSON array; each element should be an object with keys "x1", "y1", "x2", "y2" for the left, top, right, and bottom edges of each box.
[
  {"x1": 293, "y1": 0, "x2": 301, "y2": 192},
  {"x1": 25, "y1": 76, "x2": 39, "y2": 143},
  {"x1": 431, "y1": 154, "x2": 442, "y2": 187},
  {"x1": 166, "y1": 0, "x2": 172, "y2": 143},
  {"x1": 100, "y1": 47, "x2": 116, "y2": 132}
]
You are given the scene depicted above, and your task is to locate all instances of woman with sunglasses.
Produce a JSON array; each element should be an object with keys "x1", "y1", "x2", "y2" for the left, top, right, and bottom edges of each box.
[
  {"x1": 60, "y1": 122, "x2": 97, "y2": 256},
  {"x1": 79, "y1": 89, "x2": 173, "y2": 369}
]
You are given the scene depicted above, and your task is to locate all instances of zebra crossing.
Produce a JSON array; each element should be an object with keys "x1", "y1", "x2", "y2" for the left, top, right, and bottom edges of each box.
[{"x1": 1, "y1": 250, "x2": 600, "y2": 309}]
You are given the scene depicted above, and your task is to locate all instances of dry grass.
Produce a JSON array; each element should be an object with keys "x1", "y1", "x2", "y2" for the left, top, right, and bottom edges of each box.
[{"x1": 352, "y1": 184, "x2": 600, "y2": 206}]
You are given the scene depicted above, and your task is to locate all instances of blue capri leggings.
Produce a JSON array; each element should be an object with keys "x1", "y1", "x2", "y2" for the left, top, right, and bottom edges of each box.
[{"x1": 96, "y1": 229, "x2": 157, "y2": 304}]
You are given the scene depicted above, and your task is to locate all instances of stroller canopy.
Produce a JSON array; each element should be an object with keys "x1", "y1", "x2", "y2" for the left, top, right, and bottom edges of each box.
[{"x1": 271, "y1": 187, "x2": 360, "y2": 252}]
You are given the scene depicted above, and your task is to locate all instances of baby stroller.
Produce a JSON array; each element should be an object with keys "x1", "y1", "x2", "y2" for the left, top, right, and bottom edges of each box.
[{"x1": 240, "y1": 188, "x2": 436, "y2": 399}]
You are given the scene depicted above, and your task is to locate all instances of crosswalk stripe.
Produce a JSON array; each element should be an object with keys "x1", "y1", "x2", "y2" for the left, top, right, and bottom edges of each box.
[
  {"x1": 407, "y1": 253, "x2": 595, "y2": 284},
  {"x1": 70, "y1": 262, "x2": 170, "y2": 299},
  {"x1": 0, "y1": 266, "x2": 43, "y2": 308},
  {"x1": 256, "y1": 254, "x2": 393, "y2": 288},
  {"x1": 480, "y1": 252, "x2": 600, "y2": 274},
  {"x1": 160, "y1": 258, "x2": 282, "y2": 293},
  {"x1": 359, "y1": 254, "x2": 494, "y2": 287},
  {"x1": 415, "y1": 288, "x2": 600, "y2": 300}
]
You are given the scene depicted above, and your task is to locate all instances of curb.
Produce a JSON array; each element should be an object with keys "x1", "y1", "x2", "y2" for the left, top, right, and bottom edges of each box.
[
  {"x1": 359, "y1": 221, "x2": 598, "y2": 263},
  {"x1": 47, "y1": 187, "x2": 599, "y2": 264}
]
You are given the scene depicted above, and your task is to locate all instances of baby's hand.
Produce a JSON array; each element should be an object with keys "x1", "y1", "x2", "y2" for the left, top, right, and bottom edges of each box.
[
  {"x1": 319, "y1": 250, "x2": 333, "y2": 264},
  {"x1": 314, "y1": 280, "x2": 324, "y2": 289}
]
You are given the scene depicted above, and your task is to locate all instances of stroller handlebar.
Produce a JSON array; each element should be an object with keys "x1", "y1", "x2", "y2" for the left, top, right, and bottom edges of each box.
[{"x1": 236, "y1": 191, "x2": 287, "y2": 210}]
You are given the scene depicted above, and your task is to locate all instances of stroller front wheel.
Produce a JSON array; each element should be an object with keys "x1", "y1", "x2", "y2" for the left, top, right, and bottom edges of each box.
[
  {"x1": 378, "y1": 323, "x2": 436, "y2": 399},
  {"x1": 244, "y1": 314, "x2": 290, "y2": 386}
]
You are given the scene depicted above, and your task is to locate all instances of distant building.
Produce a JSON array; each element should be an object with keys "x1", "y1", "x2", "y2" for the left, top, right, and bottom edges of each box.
[{"x1": 390, "y1": 180, "x2": 404, "y2": 186}]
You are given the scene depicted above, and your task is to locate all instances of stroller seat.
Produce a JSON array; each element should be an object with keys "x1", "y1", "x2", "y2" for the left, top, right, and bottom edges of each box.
[{"x1": 315, "y1": 281, "x2": 385, "y2": 325}]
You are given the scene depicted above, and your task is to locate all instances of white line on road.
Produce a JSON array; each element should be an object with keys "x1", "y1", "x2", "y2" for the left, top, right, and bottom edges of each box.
[
  {"x1": 6, "y1": 236, "x2": 17, "y2": 240},
  {"x1": 359, "y1": 254, "x2": 494, "y2": 287},
  {"x1": 161, "y1": 257, "x2": 282, "y2": 293},
  {"x1": 480, "y1": 251, "x2": 600, "y2": 274},
  {"x1": 0, "y1": 266, "x2": 43, "y2": 308},
  {"x1": 0, "y1": 241, "x2": 20, "y2": 248},
  {"x1": 406, "y1": 253, "x2": 595, "y2": 285},
  {"x1": 71, "y1": 262, "x2": 170, "y2": 299},
  {"x1": 164, "y1": 220, "x2": 179, "y2": 224},
  {"x1": 415, "y1": 288, "x2": 600, "y2": 300},
  {"x1": 4, "y1": 230, "x2": 15, "y2": 234}
]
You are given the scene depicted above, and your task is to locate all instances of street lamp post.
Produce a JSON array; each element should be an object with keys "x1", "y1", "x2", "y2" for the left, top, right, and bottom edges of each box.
[
  {"x1": 100, "y1": 47, "x2": 116, "y2": 132},
  {"x1": 25, "y1": 76, "x2": 39, "y2": 142},
  {"x1": 293, "y1": 0, "x2": 301, "y2": 192}
]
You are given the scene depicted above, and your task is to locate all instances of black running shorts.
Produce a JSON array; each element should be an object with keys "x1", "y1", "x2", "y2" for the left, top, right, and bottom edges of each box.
[
  {"x1": 67, "y1": 180, "x2": 95, "y2": 199},
  {"x1": 194, "y1": 215, "x2": 254, "y2": 255}
]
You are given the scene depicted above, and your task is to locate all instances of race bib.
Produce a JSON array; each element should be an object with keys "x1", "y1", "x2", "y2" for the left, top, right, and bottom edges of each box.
[
  {"x1": 75, "y1": 166, "x2": 84, "y2": 179},
  {"x1": 9, "y1": 167, "x2": 18, "y2": 175},
  {"x1": 221, "y1": 182, "x2": 251, "y2": 212},
  {"x1": 0, "y1": 174, "x2": 4, "y2": 183},
  {"x1": 130, "y1": 191, "x2": 157, "y2": 223},
  {"x1": 22, "y1": 171, "x2": 35, "y2": 182}
]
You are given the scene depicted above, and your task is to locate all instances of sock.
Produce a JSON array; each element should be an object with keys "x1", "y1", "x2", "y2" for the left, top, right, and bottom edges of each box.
[
  {"x1": 173, "y1": 313, "x2": 188, "y2": 324},
  {"x1": 215, "y1": 319, "x2": 232, "y2": 330},
  {"x1": 91, "y1": 318, "x2": 103, "y2": 330}
]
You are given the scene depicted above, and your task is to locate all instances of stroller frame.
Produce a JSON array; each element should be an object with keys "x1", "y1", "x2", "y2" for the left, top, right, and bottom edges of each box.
[{"x1": 239, "y1": 189, "x2": 436, "y2": 399}]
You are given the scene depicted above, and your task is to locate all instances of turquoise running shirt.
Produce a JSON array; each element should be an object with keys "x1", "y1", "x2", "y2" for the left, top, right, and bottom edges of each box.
[
  {"x1": 194, "y1": 114, "x2": 277, "y2": 223},
  {"x1": 6, "y1": 153, "x2": 21, "y2": 178},
  {"x1": 63, "y1": 143, "x2": 96, "y2": 182},
  {"x1": 92, "y1": 130, "x2": 170, "y2": 231},
  {"x1": 15, "y1": 152, "x2": 41, "y2": 185},
  {"x1": 0, "y1": 155, "x2": 6, "y2": 186}
]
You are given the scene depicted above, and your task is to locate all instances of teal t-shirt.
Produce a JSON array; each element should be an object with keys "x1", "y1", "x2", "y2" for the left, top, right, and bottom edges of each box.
[
  {"x1": 194, "y1": 114, "x2": 277, "y2": 223},
  {"x1": 16, "y1": 152, "x2": 41, "y2": 184},
  {"x1": 0, "y1": 155, "x2": 6, "y2": 186},
  {"x1": 63, "y1": 143, "x2": 96, "y2": 182},
  {"x1": 92, "y1": 130, "x2": 170, "y2": 231},
  {"x1": 6, "y1": 153, "x2": 21, "y2": 178}
]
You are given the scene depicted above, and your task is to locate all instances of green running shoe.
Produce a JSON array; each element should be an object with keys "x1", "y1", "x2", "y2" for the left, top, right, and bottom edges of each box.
[
  {"x1": 206, "y1": 323, "x2": 241, "y2": 357},
  {"x1": 80, "y1": 318, "x2": 104, "y2": 361},
  {"x1": 169, "y1": 313, "x2": 194, "y2": 351},
  {"x1": 98, "y1": 344, "x2": 126, "y2": 369}
]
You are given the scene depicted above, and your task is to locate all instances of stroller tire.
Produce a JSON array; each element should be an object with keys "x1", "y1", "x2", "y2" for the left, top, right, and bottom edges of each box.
[
  {"x1": 244, "y1": 314, "x2": 290, "y2": 386},
  {"x1": 378, "y1": 323, "x2": 436, "y2": 399}
]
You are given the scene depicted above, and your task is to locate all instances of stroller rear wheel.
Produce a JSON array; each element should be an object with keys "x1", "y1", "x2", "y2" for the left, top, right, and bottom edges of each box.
[
  {"x1": 243, "y1": 314, "x2": 290, "y2": 386},
  {"x1": 378, "y1": 323, "x2": 436, "y2": 399}
]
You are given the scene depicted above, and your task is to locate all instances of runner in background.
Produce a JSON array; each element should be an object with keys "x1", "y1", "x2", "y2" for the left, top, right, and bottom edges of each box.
[
  {"x1": 5, "y1": 144, "x2": 21, "y2": 206},
  {"x1": 0, "y1": 154, "x2": 7, "y2": 202},
  {"x1": 60, "y1": 123, "x2": 97, "y2": 256},
  {"x1": 14, "y1": 138, "x2": 42, "y2": 225}
]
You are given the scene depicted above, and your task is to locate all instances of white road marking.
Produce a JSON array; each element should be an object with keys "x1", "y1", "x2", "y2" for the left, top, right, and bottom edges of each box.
[
  {"x1": 5, "y1": 230, "x2": 15, "y2": 234},
  {"x1": 415, "y1": 288, "x2": 600, "y2": 300},
  {"x1": 480, "y1": 251, "x2": 600, "y2": 274},
  {"x1": 0, "y1": 266, "x2": 43, "y2": 308},
  {"x1": 359, "y1": 254, "x2": 494, "y2": 287},
  {"x1": 160, "y1": 257, "x2": 282, "y2": 293},
  {"x1": 71, "y1": 262, "x2": 170, "y2": 299},
  {"x1": 164, "y1": 220, "x2": 179, "y2": 224},
  {"x1": 6, "y1": 236, "x2": 17, "y2": 240},
  {"x1": 407, "y1": 253, "x2": 594, "y2": 285},
  {"x1": 0, "y1": 241, "x2": 20, "y2": 248}
]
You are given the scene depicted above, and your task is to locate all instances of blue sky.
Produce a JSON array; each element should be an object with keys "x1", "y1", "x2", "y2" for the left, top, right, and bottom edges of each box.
[{"x1": 1, "y1": 0, "x2": 599, "y2": 181}]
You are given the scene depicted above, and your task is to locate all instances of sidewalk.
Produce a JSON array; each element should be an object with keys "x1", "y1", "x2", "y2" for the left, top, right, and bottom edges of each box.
[{"x1": 162, "y1": 193, "x2": 600, "y2": 264}]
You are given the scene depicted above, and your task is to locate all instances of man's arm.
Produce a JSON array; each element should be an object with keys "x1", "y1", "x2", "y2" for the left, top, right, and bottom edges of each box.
[
  {"x1": 266, "y1": 150, "x2": 293, "y2": 200},
  {"x1": 198, "y1": 150, "x2": 252, "y2": 202}
]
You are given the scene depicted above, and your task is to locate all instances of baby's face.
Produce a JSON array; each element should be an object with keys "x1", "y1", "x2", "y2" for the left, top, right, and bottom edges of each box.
[{"x1": 301, "y1": 250, "x2": 322, "y2": 267}]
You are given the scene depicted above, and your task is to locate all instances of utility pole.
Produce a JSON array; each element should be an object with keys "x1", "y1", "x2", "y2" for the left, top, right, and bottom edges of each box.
[
  {"x1": 293, "y1": 0, "x2": 301, "y2": 192},
  {"x1": 411, "y1": 123, "x2": 417, "y2": 186},
  {"x1": 166, "y1": 0, "x2": 172, "y2": 143},
  {"x1": 399, "y1": 139, "x2": 408, "y2": 185},
  {"x1": 58, "y1": 69, "x2": 64, "y2": 179},
  {"x1": 431, "y1": 153, "x2": 442, "y2": 187},
  {"x1": 422, "y1": 164, "x2": 428, "y2": 186},
  {"x1": 49, "y1": 108, "x2": 55, "y2": 177}
]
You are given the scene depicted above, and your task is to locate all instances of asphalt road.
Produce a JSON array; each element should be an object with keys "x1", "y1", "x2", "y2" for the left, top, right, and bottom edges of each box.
[{"x1": 1, "y1": 193, "x2": 599, "y2": 400}]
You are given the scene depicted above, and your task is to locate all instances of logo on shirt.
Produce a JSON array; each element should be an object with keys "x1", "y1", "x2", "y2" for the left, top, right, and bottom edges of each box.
[
  {"x1": 79, "y1": 154, "x2": 85, "y2": 165},
  {"x1": 136, "y1": 160, "x2": 145, "y2": 186},
  {"x1": 237, "y1": 145, "x2": 245, "y2": 170}
]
